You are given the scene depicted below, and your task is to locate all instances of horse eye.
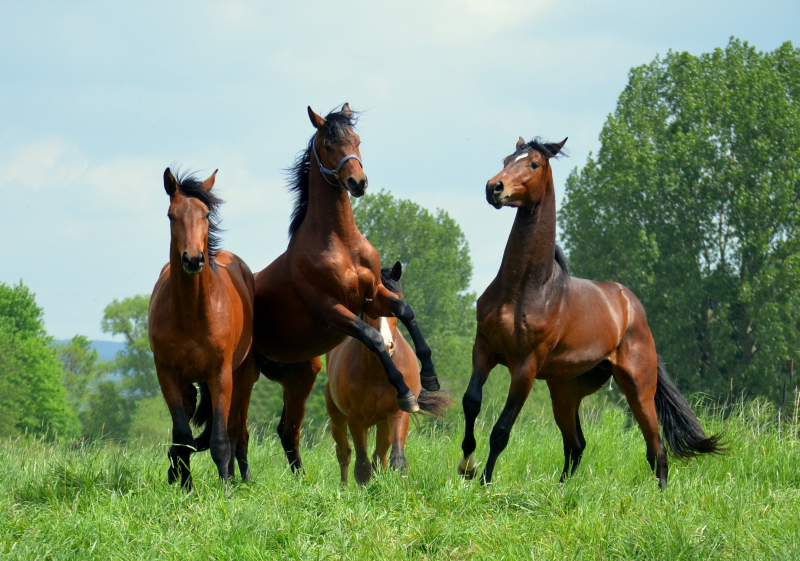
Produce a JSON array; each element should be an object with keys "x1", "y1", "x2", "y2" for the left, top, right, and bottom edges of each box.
[
  {"x1": 205, "y1": 214, "x2": 210, "y2": 220},
  {"x1": 324, "y1": 144, "x2": 333, "y2": 152},
  {"x1": 531, "y1": 162, "x2": 540, "y2": 170}
]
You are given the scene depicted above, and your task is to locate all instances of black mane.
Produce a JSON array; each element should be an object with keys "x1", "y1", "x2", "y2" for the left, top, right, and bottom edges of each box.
[
  {"x1": 175, "y1": 171, "x2": 223, "y2": 270},
  {"x1": 287, "y1": 105, "x2": 359, "y2": 237},
  {"x1": 555, "y1": 245, "x2": 570, "y2": 278},
  {"x1": 506, "y1": 136, "x2": 568, "y2": 162},
  {"x1": 380, "y1": 267, "x2": 403, "y2": 298}
]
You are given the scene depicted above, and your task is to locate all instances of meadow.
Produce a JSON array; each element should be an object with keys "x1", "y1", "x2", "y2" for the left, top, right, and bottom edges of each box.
[{"x1": 1, "y1": 390, "x2": 799, "y2": 560}]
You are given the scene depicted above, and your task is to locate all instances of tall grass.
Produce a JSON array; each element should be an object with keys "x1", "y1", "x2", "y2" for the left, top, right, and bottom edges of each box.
[{"x1": 1, "y1": 394, "x2": 799, "y2": 560}]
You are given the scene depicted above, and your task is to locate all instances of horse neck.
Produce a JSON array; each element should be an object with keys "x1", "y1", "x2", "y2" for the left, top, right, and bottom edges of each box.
[
  {"x1": 168, "y1": 243, "x2": 217, "y2": 326},
  {"x1": 497, "y1": 175, "x2": 557, "y2": 294},
  {"x1": 304, "y1": 167, "x2": 360, "y2": 244}
]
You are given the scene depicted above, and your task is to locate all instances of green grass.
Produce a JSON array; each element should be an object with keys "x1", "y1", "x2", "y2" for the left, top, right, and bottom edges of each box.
[{"x1": 1, "y1": 395, "x2": 799, "y2": 560}]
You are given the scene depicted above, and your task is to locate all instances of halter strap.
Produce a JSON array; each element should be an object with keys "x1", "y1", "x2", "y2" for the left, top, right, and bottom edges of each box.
[{"x1": 311, "y1": 135, "x2": 363, "y2": 188}]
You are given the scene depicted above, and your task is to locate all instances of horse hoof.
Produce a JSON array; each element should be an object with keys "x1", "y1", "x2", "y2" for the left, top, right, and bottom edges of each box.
[
  {"x1": 420, "y1": 374, "x2": 440, "y2": 392},
  {"x1": 457, "y1": 455, "x2": 478, "y2": 479},
  {"x1": 397, "y1": 393, "x2": 420, "y2": 413}
]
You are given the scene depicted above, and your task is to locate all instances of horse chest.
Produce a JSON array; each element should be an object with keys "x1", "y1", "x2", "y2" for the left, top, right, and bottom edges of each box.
[{"x1": 481, "y1": 302, "x2": 551, "y2": 359}]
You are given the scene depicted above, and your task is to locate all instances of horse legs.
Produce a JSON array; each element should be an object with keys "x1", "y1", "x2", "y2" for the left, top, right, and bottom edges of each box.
[
  {"x1": 481, "y1": 361, "x2": 536, "y2": 485},
  {"x1": 227, "y1": 356, "x2": 258, "y2": 483},
  {"x1": 367, "y1": 285, "x2": 440, "y2": 392},
  {"x1": 349, "y1": 419, "x2": 372, "y2": 485},
  {"x1": 275, "y1": 359, "x2": 320, "y2": 473},
  {"x1": 325, "y1": 382, "x2": 351, "y2": 485},
  {"x1": 388, "y1": 410, "x2": 410, "y2": 472},
  {"x1": 458, "y1": 334, "x2": 497, "y2": 479},
  {"x1": 547, "y1": 380, "x2": 587, "y2": 482},
  {"x1": 322, "y1": 304, "x2": 417, "y2": 413},
  {"x1": 373, "y1": 422, "x2": 391, "y2": 471},
  {"x1": 612, "y1": 343, "x2": 669, "y2": 488},
  {"x1": 157, "y1": 367, "x2": 196, "y2": 488},
  {"x1": 206, "y1": 370, "x2": 234, "y2": 490}
]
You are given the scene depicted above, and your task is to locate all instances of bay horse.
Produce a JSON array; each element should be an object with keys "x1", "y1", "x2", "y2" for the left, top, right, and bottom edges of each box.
[
  {"x1": 458, "y1": 137, "x2": 722, "y2": 488},
  {"x1": 149, "y1": 168, "x2": 258, "y2": 490},
  {"x1": 325, "y1": 263, "x2": 451, "y2": 485},
  {"x1": 252, "y1": 104, "x2": 440, "y2": 473}
]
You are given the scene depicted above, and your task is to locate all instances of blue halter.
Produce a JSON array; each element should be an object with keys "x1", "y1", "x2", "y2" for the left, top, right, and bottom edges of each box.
[{"x1": 311, "y1": 135, "x2": 363, "y2": 188}]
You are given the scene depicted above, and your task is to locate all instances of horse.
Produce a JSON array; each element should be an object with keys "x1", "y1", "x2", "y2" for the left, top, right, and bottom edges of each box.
[
  {"x1": 149, "y1": 168, "x2": 259, "y2": 490},
  {"x1": 458, "y1": 136, "x2": 723, "y2": 488},
  {"x1": 252, "y1": 104, "x2": 440, "y2": 473},
  {"x1": 325, "y1": 262, "x2": 451, "y2": 485}
]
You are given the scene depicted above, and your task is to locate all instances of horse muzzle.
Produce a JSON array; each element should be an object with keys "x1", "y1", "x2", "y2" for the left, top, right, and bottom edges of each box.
[
  {"x1": 181, "y1": 251, "x2": 206, "y2": 275},
  {"x1": 346, "y1": 175, "x2": 368, "y2": 198},
  {"x1": 486, "y1": 180, "x2": 507, "y2": 209}
]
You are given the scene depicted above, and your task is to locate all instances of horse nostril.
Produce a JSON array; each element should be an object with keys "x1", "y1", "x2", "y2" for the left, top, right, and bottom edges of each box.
[
  {"x1": 198, "y1": 251, "x2": 205, "y2": 263},
  {"x1": 493, "y1": 181, "x2": 504, "y2": 195},
  {"x1": 181, "y1": 251, "x2": 190, "y2": 264}
]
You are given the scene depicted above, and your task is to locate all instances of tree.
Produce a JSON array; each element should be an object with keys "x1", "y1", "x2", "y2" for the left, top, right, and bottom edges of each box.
[
  {"x1": 0, "y1": 281, "x2": 79, "y2": 438},
  {"x1": 101, "y1": 295, "x2": 158, "y2": 398},
  {"x1": 56, "y1": 335, "x2": 105, "y2": 413},
  {"x1": 559, "y1": 38, "x2": 800, "y2": 400}
]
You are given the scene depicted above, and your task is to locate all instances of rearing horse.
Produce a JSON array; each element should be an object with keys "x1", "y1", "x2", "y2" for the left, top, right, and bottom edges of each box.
[
  {"x1": 253, "y1": 104, "x2": 439, "y2": 472},
  {"x1": 458, "y1": 137, "x2": 722, "y2": 488}
]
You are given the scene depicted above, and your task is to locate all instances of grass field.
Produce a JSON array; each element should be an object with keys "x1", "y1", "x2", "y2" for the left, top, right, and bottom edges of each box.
[{"x1": 1, "y1": 393, "x2": 799, "y2": 560}]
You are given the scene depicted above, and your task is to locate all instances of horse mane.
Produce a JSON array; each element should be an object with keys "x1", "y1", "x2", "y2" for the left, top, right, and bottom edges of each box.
[
  {"x1": 286, "y1": 105, "x2": 359, "y2": 237},
  {"x1": 175, "y1": 170, "x2": 223, "y2": 270},
  {"x1": 506, "y1": 136, "x2": 568, "y2": 162},
  {"x1": 380, "y1": 267, "x2": 403, "y2": 299},
  {"x1": 555, "y1": 245, "x2": 570, "y2": 278}
]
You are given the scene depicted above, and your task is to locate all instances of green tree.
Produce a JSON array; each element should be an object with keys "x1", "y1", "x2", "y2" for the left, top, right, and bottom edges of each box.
[
  {"x1": 101, "y1": 295, "x2": 158, "y2": 398},
  {"x1": 0, "y1": 281, "x2": 79, "y2": 438},
  {"x1": 56, "y1": 335, "x2": 106, "y2": 413},
  {"x1": 560, "y1": 38, "x2": 800, "y2": 399}
]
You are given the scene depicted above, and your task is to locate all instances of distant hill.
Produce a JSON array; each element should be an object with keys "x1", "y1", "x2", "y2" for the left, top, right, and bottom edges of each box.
[{"x1": 55, "y1": 339, "x2": 125, "y2": 361}]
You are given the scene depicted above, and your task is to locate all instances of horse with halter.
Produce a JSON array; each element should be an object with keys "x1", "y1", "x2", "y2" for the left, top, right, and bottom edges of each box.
[
  {"x1": 458, "y1": 137, "x2": 722, "y2": 488},
  {"x1": 325, "y1": 263, "x2": 451, "y2": 485},
  {"x1": 252, "y1": 104, "x2": 440, "y2": 473},
  {"x1": 149, "y1": 169, "x2": 258, "y2": 490}
]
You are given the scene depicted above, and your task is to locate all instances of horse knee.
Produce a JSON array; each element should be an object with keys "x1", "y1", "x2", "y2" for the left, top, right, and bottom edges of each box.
[
  {"x1": 463, "y1": 388, "x2": 482, "y2": 418},
  {"x1": 489, "y1": 423, "x2": 511, "y2": 453}
]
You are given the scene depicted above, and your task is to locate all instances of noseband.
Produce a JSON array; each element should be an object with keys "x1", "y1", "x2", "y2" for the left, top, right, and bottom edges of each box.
[{"x1": 311, "y1": 136, "x2": 363, "y2": 188}]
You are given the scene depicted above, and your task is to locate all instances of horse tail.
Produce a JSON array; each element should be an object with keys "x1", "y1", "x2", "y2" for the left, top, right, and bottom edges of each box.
[
  {"x1": 654, "y1": 355, "x2": 724, "y2": 457},
  {"x1": 417, "y1": 388, "x2": 452, "y2": 419},
  {"x1": 191, "y1": 382, "x2": 213, "y2": 452}
]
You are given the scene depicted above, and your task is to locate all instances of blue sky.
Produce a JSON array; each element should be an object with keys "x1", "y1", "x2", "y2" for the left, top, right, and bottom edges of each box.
[{"x1": 2, "y1": 0, "x2": 798, "y2": 341}]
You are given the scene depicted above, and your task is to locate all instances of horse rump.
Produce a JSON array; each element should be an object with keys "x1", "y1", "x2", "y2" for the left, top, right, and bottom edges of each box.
[{"x1": 654, "y1": 356, "x2": 725, "y2": 457}]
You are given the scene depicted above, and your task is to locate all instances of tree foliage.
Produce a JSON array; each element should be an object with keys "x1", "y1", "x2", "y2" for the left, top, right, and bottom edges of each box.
[
  {"x1": 101, "y1": 295, "x2": 158, "y2": 398},
  {"x1": 560, "y1": 39, "x2": 800, "y2": 399},
  {"x1": 56, "y1": 335, "x2": 105, "y2": 413},
  {"x1": 0, "y1": 282, "x2": 79, "y2": 437}
]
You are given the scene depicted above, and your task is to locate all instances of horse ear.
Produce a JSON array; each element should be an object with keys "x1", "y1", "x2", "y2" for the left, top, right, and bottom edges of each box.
[
  {"x1": 341, "y1": 103, "x2": 353, "y2": 119},
  {"x1": 308, "y1": 106, "x2": 326, "y2": 129},
  {"x1": 391, "y1": 261, "x2": 402, "y2": 281},
  {"x1": 201, "y1": 169, "x2": 218, "y2": 191},
  {"x1": 164, "y1": 168, "x2": 178, "y2": 197},
  {"x1": 545, "y1": 137, "x2": 568, "y2": 157},
  {"x1": 516, "y1": 136, "x2": 526, "y2": 149}
]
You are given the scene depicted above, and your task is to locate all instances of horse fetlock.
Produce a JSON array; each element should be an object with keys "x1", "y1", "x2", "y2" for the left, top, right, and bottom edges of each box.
[
  {"x1": 397, "y1": 392, "x2": 420, "y2": 413},
  {"x1": 458, "y1": 455, "x2": 478, "y2": 479}
]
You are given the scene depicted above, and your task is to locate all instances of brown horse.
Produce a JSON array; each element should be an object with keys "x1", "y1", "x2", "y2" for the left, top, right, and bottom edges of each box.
[
  {"x1": 458, "y1": 137, "x2": 722, "y2": 488},
  {"x1": 149, "y1": 169, "x2": 258, "y2": 490},
  {"x1": 325, "y1": 263, "x2": 451, "y2": 485},
  {"x1": 252, "y1": 105, "x2": 440, "y2": 473}
]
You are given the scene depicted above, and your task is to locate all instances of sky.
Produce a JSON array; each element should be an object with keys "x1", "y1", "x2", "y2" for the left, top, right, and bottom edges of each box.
[{"x1": 1, "y1": 0, "x2": 799, "y2": 341}]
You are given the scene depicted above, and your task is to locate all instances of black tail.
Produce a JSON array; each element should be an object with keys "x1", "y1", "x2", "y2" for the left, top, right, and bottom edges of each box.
[
  {"x1": 190, "y1": 382, "x2": 213, "y2": 452},
  {"x1": 417, "y1": 388, "x2": 452, "y2": 419},
  {"x1": 654, "y1": 356, "x2": 724, "y2": 457}
]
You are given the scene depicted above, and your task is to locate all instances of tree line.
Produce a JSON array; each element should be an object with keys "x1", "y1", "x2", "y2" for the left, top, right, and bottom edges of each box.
[{"x1": 1, "y1": 37, "x2": 798, "y2": 439}]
